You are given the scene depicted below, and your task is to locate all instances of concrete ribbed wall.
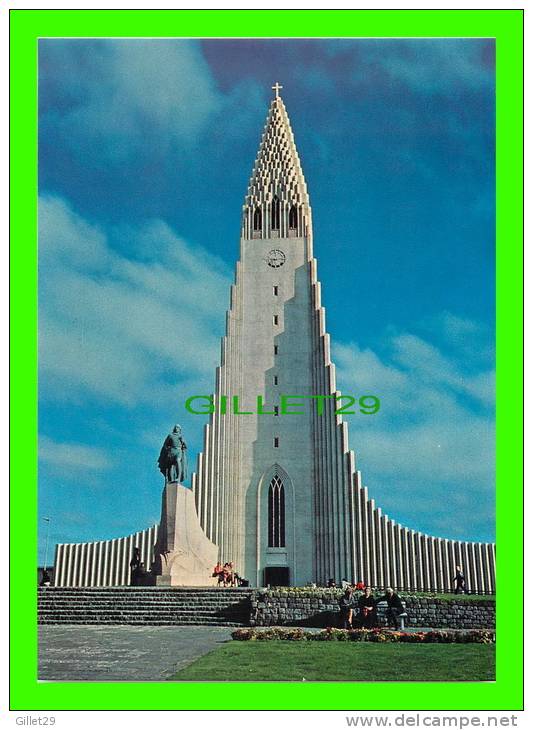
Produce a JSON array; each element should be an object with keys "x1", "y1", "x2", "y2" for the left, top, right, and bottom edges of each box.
[
  {"x1": 342, "y1": 477, "x2": 495, "y2": 593},
  {"x1": 53, "y1": 524, "x2": 158, "y2": 587}
]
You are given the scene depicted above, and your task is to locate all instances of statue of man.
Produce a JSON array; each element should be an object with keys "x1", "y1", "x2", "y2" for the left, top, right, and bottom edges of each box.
[{"x1": 157, "y1": 424, "x2": 188, "y2": 483}]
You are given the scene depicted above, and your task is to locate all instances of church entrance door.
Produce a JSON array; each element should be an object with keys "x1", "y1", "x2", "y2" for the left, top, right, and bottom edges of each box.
[{"x1": 264, "y1": 567, "x2": 290, "y2": 587}]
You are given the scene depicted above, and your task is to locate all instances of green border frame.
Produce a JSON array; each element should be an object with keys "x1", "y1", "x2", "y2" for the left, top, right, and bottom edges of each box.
[{"x1": 10, "y1": 9, "x2": 523, "y2": 711}]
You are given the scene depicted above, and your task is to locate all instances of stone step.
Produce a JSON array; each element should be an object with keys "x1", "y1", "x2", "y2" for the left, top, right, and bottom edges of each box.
[
  {"x1": 39, "y1": 609, "x2": 248, "y2": 617},
  {"x1": 38, "y1": 592, "x2": 251, "y2": 595},
  {"x1": 39, "y1": 596, "x2": 253, "y2": 601},
  {"x1": 39, "y1": 601, "x2": 250, "y2": 611},
  {"x1": 39, "y1": 609, "x2": 248, "y2": 615},
  {"x1": 39, "y1": 597, "x2": 250, "y2": 606},
  {"x1": 39, "y1": 604, "x2": 250, "y2": 612},
  {"x1": 37, "y1": 605, "x2": 249, "y2": 613},
  {"x1": 38, "y1": 595, "x2": 253, "y2": 600},
  {"x1": 37, "y1": 587, "x2": 256, "y2": 627},
  {"x1": 39, "y1": 589, "x2": 255, "y2": 595},
  {"x1": 39, "y1": 596, "x2": 253, "y2": 602},
  {"x1": 39, "y1": 588, "x2": 254, "y2": 592},
  {"x1": 39, "y1": 618, "x2": 247, "y2": 624},
  {"x1": 39, "y1": 616, "x2": 247, "y2": 624},
  {"x1": 39, "y1": 603, "x2": 249, "y2": 608},
  {"x1": 38, "y1": 594, "x2": 252, "y2": 601}
]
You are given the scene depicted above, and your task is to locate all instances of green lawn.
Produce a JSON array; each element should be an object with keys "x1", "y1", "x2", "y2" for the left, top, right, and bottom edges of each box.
[{"x1": 171, "y1": 642, "x2": 495, "y2": 682}]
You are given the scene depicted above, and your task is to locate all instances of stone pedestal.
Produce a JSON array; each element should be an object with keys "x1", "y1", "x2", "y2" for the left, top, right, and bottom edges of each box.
[{"x1": 153, "y1": 482, "x2": 218, "y2": 586}]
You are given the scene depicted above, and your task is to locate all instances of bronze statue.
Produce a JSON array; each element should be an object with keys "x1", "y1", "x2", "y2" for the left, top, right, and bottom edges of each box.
[{"x1": 158, "y1": 424, "x2": 188, "y2": 483}]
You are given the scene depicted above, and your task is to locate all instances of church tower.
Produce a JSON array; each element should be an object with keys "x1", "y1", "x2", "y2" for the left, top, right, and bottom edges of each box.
[
  {"x1": 192, "y1": 84, "x2": 496, "y2": 592},
  {"x1": 193, "y1": 84, "x2": 356, "y2": 586}
]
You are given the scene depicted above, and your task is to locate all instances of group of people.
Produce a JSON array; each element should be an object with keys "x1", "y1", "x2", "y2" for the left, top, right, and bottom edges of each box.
[
  {"x1": 212, "y1": 561, "x2": 248, "y2": 587},
  {"x1": 338, "y1": 584, "x2": 406, "y2": 630}
]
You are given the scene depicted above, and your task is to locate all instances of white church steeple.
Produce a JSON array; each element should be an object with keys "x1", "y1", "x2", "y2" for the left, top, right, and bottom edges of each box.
[{"x1": 242, "y1": 85, "x2": 312, "y2": 240}]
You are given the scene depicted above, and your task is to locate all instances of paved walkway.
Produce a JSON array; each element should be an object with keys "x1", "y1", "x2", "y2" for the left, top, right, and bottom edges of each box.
[{"x1": 38, "y1": 625, "x2": 234, "y2": 682}]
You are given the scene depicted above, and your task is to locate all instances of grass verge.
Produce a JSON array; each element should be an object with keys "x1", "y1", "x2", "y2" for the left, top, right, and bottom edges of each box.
[{"x1": 170, "y1": 641, "x2": 495, "y2": 682}]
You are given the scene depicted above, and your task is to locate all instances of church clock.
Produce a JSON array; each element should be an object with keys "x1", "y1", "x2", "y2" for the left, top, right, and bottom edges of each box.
[{"x1": 266, "y1": 249, "x2": 286, "y2": 268}]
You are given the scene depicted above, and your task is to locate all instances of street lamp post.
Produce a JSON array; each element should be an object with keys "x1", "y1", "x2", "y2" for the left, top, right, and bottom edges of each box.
[{"x1": 43, "y1": 517, "x2": 51, "y2": 571}]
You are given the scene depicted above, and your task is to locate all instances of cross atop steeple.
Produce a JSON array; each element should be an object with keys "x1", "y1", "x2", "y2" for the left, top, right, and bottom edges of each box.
[
  {"x1": 272, "y1": 81, "x2": 283, "y2": 99},
  {"x1": 242, "y1": 87, "x2": 310, "y2": 240}
]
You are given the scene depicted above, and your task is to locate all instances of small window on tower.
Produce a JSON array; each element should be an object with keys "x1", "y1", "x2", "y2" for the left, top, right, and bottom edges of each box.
[
  {"x1": 274, "y1": 345, "x2": 278, "y2": 355},
  {"x1": 274, "y1": 406, "x2": 279, "y2": 416},
  {"x1": 289, "y1": 205, "x2": 298, "y2": 229},
  {"x1": 273, "y1": 437, "x2": 279, "y2": 448},
  {"x1": 271, "y1": 196, "x2": 280, "y2": 230},
  {"x1": 273, "y1": 315, "x2": 279, "y2": 326},
  {"x1": 274, "y1": 375, "x2": 278, "y2": 385},
  {"x1": 273, "y1": 286, "x2": 278, "y2": 296},
  {"x1": 253, "y1": 207, "x2": 262, "y2": 231}
]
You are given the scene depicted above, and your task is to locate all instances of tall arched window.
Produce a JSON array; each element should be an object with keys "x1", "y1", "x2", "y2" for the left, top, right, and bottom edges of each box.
[
  {"x1": 288, "y1": 205, "x2": 298, "y2": 230},
  {"x1": 271, "y1": 196, "x2": 280, "y2": 230},
  {"x1": 253, "y1": 207, "x2": 262, "y2": 231},
  {"x1": 268, "y1": 475, "x2": 285, "y2": 547}
]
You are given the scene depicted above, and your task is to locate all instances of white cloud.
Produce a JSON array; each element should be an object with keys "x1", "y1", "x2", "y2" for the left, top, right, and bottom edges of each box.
[
  {"x1": 40, "y1": 39, "x2": 222, "y2": 162},
  {"x1": 39, "y1": 195, "x2": 231, "y2": 407},
  {"x1": 377, "y1": 41, "x2": 492, "y2": 93},
  {"x1": 391, "y1": 333, "x2": 495, "y2": 408},
  {"x1": 39, "y1": 436, "x2": 113, "y2": 471},
  {"x1": 332, "y1": 327, "x2": 494, "y2": 539},
  {"x1": 350, "y1": 39, "x2": 493, "y2": 94},
  {"x1": 38, "y1": 196, "x2": 111, "y2": 272},
  {"x1": 430, "y1": 311, "x2": 495, "y2": 366}
]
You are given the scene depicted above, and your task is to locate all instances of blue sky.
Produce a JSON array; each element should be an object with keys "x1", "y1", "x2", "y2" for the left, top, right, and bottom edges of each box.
[{"x1": 38, "y1": 38, "x2": 495, "y2": 563}]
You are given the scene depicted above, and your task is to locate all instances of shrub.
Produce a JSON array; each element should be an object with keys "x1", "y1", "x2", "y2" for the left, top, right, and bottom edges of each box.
[
  {"x1": 232, "y1": 627, "x2": 495, "y2": 644},
  {"x1": 454, "y1": 629, "x2": 495, "y2": 644},
  {"x1": 398, "y1": 631, "x2": 429, "y2": 643},
  {"x1": 232, "y1": 628, "x2": 255, "y2": 641},
  {"x1": 424, "y1": 630, "x2": 456, "y2": 643},
  {"x1": 323, "y1": 628, "x2": 351, "y2": 641}
]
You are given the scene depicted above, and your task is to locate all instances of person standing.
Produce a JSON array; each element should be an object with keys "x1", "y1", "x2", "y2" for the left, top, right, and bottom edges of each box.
[
  {"x1": 129, "y1": 547, "x2": 141, "y2": 585},
  {"x1": 453, "y1": 566, "x2": 467, "y2": 594}
]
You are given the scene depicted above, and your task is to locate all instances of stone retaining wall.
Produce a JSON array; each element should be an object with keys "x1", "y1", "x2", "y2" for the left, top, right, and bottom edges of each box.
[{"x1": 251, "y1": 590, "x2": 495, "y2": 629}]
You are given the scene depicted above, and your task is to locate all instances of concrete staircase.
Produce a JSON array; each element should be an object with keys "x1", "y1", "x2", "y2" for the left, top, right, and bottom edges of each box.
[{"x1": 38, "y1": 587, "x2": 256, "y2": 626}]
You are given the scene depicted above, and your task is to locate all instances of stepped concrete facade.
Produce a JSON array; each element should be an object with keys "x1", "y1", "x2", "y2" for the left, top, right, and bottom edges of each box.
[{"x1": 52, "y1": 87, "x2": 495, "y2": 593}]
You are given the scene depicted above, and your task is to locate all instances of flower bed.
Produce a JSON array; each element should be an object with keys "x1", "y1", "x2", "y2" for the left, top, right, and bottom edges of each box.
[{"x1": 231, "y1": 627, "x2": 495, "y2": 644}]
